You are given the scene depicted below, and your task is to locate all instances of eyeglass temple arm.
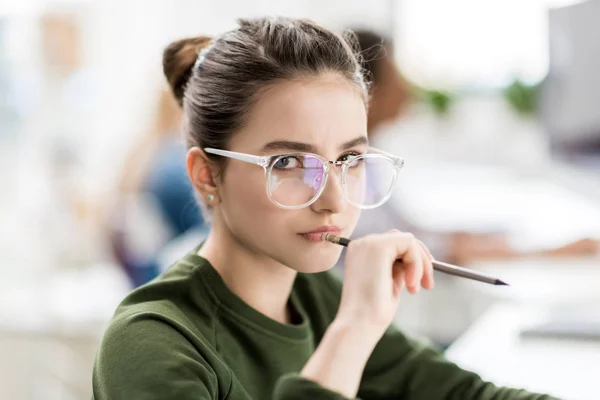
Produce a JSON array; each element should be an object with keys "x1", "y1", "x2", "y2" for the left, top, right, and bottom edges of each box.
[
  {"x1": 204, "y1": 148, "x2": 268, "y2": 166},
  {"x1": 369, "y1": 146, "x2": 405, "y2": 165},
  {"x1": 205, "y1": 146, "x2": 402, "y2": 166},
  {"x1": 369, "y1": 146, "x2": 397, "y2": 158}
]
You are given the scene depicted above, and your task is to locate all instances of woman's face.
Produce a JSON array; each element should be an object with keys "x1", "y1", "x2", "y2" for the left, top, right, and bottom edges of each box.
[{"x1": 216, "y1": 74, "x2": 368, "y2": 273}]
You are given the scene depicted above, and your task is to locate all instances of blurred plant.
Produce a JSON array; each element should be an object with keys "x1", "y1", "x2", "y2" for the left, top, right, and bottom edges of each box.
[
  {"x1": 503, "y1": 78, "x2": 539, "y2": 117},
  {"x1": 414, "y1": 87, "x2": 455, "y2": 117}
]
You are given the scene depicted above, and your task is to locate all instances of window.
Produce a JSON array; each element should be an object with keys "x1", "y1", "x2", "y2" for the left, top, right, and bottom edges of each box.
[{"x1": 394, "y1": 0, "x2": 583, "y2": 89}]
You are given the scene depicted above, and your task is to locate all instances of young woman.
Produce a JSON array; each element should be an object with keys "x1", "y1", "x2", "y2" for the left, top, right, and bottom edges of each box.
[{"x1": 92, "y1": 17, "x2": 555, "y2": 400}]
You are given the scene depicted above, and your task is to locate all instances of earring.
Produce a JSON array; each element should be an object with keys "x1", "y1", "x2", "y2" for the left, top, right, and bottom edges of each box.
[{"x1": 207, "y1": 194, "x2": 215, "y2": 203}]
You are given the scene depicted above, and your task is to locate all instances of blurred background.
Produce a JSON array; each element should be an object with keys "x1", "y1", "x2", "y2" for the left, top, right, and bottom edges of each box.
[{"x1": 1, "y1": 0, "x2": 600, "y2": 399}]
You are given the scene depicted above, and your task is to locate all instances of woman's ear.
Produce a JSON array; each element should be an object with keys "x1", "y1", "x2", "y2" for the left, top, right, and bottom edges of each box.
[{"x1": 187, "y1": 147, "x2": 220, "y2": 205}]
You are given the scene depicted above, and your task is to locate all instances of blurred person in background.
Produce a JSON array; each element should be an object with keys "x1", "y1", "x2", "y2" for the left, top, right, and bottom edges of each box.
[
  {"x1": 352, "y1": 29, "x2": 600, "y2": 264},
  {"x1": 109, "y1": 89, "x2": 206, "y2": 287},
  {"x1": 93, "y1": 17, "x2": 556, "y2": 400}
]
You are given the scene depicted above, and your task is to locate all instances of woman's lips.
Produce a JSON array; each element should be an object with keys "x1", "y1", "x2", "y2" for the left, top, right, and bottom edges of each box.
[{"x1": 298, "y1": 226, "x2": 341, "y2": 242}]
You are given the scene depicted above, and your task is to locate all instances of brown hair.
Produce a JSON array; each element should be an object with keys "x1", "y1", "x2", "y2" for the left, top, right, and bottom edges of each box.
[
  {"x1": 162, "y1": 17, "x2": 369, "y2": 167},
  {"x1": 352, "y1": 29, "x2": 391, "y2": 84}
]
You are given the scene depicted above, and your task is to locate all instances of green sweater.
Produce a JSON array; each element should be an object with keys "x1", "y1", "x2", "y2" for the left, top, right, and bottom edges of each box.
[{"x1": 92, "y1": 248, "x2": 557, "y2": 400}]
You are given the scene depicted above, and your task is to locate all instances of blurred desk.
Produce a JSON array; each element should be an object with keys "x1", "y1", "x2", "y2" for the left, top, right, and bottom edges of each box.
[
  {"x1": 445, "y1": 303, "x2": 600, "y2": 400},
  {"x1": 448, "y1": 256, "x2": 600, "y2": 353},
  {"x1": 394, "y1": 253, "x2": 600, "y2": 347},
  {"x1": 549, "y1": 158, "x2": 600, "y2": 204},
  {"x1": 460, "y1": 256, "x2": 600, "y2": 303},
  {"x1": 384, "y1": 160, "x2": 600, "y2": 344},
  {"x1": 390, "y1": 161, "x2": 600, "y2": 252},
  {"x1": 0, "y1": 263, "x2": 130, "y2": 400}
]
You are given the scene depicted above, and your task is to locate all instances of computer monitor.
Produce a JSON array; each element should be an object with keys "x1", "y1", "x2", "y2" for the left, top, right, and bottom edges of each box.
[{"x1": 541, "y1": 0, "x2": 600, "y2": 169}]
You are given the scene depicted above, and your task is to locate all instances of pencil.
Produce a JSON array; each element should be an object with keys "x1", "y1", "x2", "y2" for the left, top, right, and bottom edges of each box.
[{"x1": 321, "y1": 233, "x2": 509, "y2": 286}]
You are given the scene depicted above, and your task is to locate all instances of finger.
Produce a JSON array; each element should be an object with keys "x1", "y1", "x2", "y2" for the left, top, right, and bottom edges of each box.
[
  {"x1": 417, "y1": 241, "x2": 435, "y2": 290},
  {"x1": 421, "y1": 245, "x2": 435, "y2": 290},
  {"x1": 417, "y1": 239, "x2": 435, "y2": 261},
  {"x1": 421, "y1": 252, "x2": 435, "y2": 290},
  {"x1": 378, "y1": 231, "x2": 414, "y2": 261},
  {"x1": 402, "y1": 241, "x2": 423, "y2": 294},
  {"x1": 379, "y1": 231, "x2": 423, "y2": 293}
]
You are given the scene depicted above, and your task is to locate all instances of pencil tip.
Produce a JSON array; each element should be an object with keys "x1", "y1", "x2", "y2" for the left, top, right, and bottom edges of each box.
[{"x1": 495, "y1": 279, "x2": 509, "y2": 286}]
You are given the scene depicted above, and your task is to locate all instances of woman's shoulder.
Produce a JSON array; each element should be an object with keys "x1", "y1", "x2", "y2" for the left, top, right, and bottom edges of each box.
[
  {"x1": 93, "y1": 296, "x2": 226, "y2": 399},
  {"x1": 104, "y1": 254, "x2": 219, "y2": 350},
  {"x1": 94, "y1": 256, "x2": 229, "y2": 398}
]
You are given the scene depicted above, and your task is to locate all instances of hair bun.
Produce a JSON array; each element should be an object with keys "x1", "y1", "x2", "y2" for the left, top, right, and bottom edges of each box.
[{"x1": 162, "y1": 35, "x2": 212, "y2": 106}]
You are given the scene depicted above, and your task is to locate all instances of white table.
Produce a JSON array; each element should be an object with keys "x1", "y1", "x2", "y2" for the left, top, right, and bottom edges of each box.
[
  {"x1": 389, "y1": 161, "x2": 600, "y2": 252},
  {"x1": 459, "y1": 256, "x2": 600, "y2": 303},
  {"x1": 445, "y1": 303, "x2": 600, "y2": 400},
  {"x1": 0, "y1": 264, "x2": 130, "y2": 400}
]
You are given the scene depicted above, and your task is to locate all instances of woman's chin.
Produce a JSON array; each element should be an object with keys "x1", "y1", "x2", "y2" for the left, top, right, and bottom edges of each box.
[
  {"x1": 291, "y1": 250, "x2": 341, "y2": 274},
  {"x1": 295, "y1": 263, "x2": 334, "y2": 274}
]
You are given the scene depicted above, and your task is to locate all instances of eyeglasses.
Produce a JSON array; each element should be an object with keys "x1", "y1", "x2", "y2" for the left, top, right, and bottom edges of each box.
[{"x1": 204, "y1": 147, "x2": 405, "y2": 210}]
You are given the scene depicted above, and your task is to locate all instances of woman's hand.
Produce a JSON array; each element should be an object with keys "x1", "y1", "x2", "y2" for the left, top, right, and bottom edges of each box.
[
  {"x1": 300, "y1": 230, "x2": 434, "y2": 398},
  {"x1": 337, "y1": 230, "x2": 435, "y2": 335}
]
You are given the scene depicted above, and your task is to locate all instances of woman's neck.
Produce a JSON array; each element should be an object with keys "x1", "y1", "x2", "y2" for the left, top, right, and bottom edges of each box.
[{"x1": 198, "y1": 222, "x2": 298, "y2": 325}]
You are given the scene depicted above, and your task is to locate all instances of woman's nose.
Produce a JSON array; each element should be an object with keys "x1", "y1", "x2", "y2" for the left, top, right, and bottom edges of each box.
[{"x1": 309, "y1": 166, "x2": 347, "y2": 214}]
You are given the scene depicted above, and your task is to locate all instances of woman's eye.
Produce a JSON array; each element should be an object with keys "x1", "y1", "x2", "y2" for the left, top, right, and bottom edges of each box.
[
  {"x1": 338, "y1": 153, "x2": 360, "y2": 163},
  {"x1": 274, "y1": 156, "x2": 301, "y2": 169}
]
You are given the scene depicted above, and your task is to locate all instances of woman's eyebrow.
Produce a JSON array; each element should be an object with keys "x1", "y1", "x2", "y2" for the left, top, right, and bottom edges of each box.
[
  {"x1": 261, "y1": 141, "x2": 315, "y2": 153},
  {"x1": 260, "y1": 135, "x2": 368, "y2": 154},
  {"x1": 340, "y1": 136, "x2": 368, "y2": 151}
]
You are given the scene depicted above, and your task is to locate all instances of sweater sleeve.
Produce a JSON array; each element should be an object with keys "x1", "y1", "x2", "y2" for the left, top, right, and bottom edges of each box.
[
  {"x1": 92, "y1": 315, "x2": 221, "y2": 400},
  {"x1": 92, "y1": 313, "x2": 356, "y2": 400},
  {"x1": 274, "y1": 374, "x2": 354, "y2": 400},
  {"x1": 358, "y1": 324, "x2": 560, "y2": 400}
]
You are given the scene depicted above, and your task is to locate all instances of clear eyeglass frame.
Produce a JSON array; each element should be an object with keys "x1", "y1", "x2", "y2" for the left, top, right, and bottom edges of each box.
[{"x1": 203, "y1": 147, "x2": 405, "y2": 210}]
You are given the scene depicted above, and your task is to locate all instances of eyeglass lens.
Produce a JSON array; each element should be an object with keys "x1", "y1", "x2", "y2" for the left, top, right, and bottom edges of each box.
[{"x1": 267, "y1": 154, "x2": 396, "y2": 208}]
